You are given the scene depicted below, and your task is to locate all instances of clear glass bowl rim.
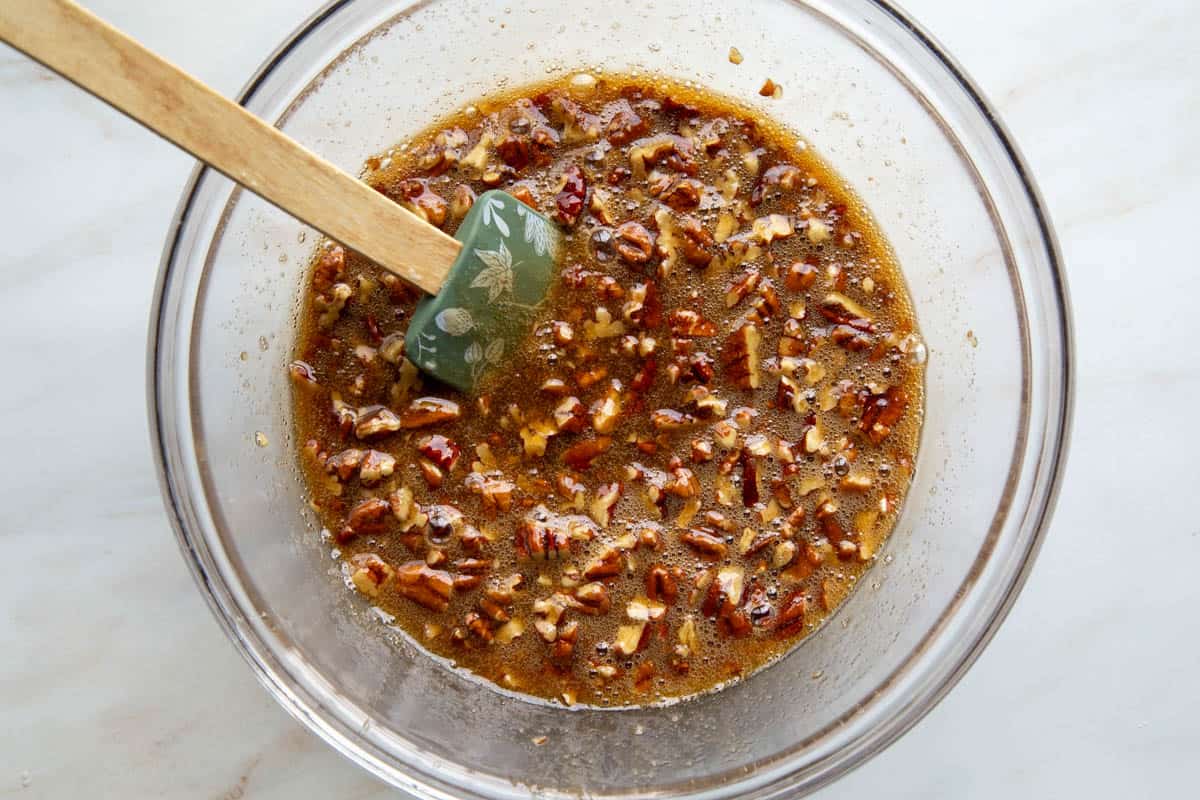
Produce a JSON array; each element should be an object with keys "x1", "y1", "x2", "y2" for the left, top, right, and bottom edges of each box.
[{"x1": 147, "y1": 1, "x2": 1074, "y2": 797}]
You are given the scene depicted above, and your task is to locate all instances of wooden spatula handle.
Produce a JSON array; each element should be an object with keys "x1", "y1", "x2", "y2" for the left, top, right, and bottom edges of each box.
[{"x1": 0, "y1": 0, "x2": 460, "y2": 295}]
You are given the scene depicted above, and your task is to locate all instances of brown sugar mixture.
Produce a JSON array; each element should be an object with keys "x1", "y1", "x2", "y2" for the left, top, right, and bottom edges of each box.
[{"x1": 288, "y1": 74, "x2": 925, "y2": 707}]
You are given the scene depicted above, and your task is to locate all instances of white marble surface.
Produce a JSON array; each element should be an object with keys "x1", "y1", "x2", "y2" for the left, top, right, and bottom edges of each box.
[{"x1": 2, "y1": 0, "x2": 1197, "y2": 797}]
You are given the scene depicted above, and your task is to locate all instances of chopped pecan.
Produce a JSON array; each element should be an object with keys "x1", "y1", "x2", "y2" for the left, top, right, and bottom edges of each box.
[
  {"x1": 646, "y1": 565, "x2": 680, "y2": 604},
  {"x1": 338, "y1": 497, "x2": 390, "y2": 543},
  {"x1": 553, "y1": 164, "x2": 588, "y2": 226},
  {"x1": 668, "y1": 309, "x2": 718, "y2": 337},
  {"x1": 395, "y1": 178, "x2": 448, "y2": 227},
  {"x1": 859, "y1": 386, "x2": 907, "y2": 444},
  {"x1": 484, "y1": 573, "x2": 525, "y2": 606},
  {"x1": 388, "y1": 487, "x2": 429, "y2": 532},
  {"x1": 590, "y1": 381, "x2": 624, "y2": 434},
  {"x1": 660, "y1": 177, "x2": 704, "y2": 210},
  {"x1": 288, "y1": 360, "x2": 322, "y2": 394},
  {"x1": 628, "y1": 134, "x2": 697, "y2": 177},
  {"x1": 721, "y1": 324, "x2": 762, "y2": 389},
  {"x1": 550, "y1": 620, "x2": 579, "y2": 664},
  {"x1": 664, "y1": 465, "x2": 700, "y2": 498},
  {"x1": 605, "y1": 101, "x2": 647, "y2": 144},
  {"x1": 681, "y1": 528, "x2": 728, "y2": 559},
  {"x1": 678, "y1": 214, "x2": 714, "y2": 267},
  {"x1": 418, "y1": 460, "x2": 443, "y2": 488},
  {"x1": 622, "y1": 281, "x2": 663, "y2": 328},
  {"x1": 562, "y1": 436, "x2": 612, "y2": 470},
  {"x1": 613, "y1": 621, "x2": 648, "y2": 656},
  {"x1": 584, "y1": 546, "x2": 622, "y2": 580},
  {"x1": 569, "y1": 581, "x2": 611, "y2": 615},
  {"x1": 398, "y1": 396, "x2": 461, "y2": 429},
  {"x1": 751, "y1": 213, "x2": 794, "y2": 243},
  {"x1": 785, "y1": 260, "x2": 818, "y2": 291},
  {"x1": 464, "y1": 611, "x2": 493, "y2": 642},
  {"x1": 691, "y1": 439, "x2": 714, "y2": 463},
  {"x1": 464, "y1": 472, "x2": 516, "y2": 512},
  {"x1": 726, "y1": 269, "x2": 761, "y2": 308},
  {"x1": 831, "y1": 324, "x2": 873, "y2": 351},
  {"x1": 354, "y1": 405, "x2": 401, "y2": 439},
  {"x1": 325, "y1": 448, "x2": 365, "y2": 481},
  {"x1": 349, "y1": 553, "x2": 394, "y2": 598},
  {"x1": 553, "y1": 395, "x2": 588, "y2": 433},
  {"x1": 516, "y1": 506, "x2": 596, "y2": 560},
  {"x1": 394, "y1": 560, "x2": 454, "y2": 612},
  {"x1": 651, "y1": 408, "x2": 698, "y2": 430},
  {"x1": 819, "y1": 292, "x2": 873, "y2": 329},
  {"x1": 589, "y1": 482, "x2": 623, "y2": 527},
  {"x1": 615, "y1": 221, "x2": 655, "y2": 264},
  {"x1": 417, "y1": 434, "x2": 460, "y2": 471},
  {"x1": 312, "y1": 245, "x2": 346, "y2": 293},
  {"x1": 360, "y1": 450, "x2": 397, "y2": 486},
  {"x1": 702, "y1": 565, "x2": 747, "y2": 630}
]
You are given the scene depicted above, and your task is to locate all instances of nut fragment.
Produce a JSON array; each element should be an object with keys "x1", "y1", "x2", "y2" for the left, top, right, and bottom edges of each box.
[
  {"x1": 615, "y1": 221, "x2": 655, "y2": 264},
  {"x1": 646, "y1": 565, "x2": 680, "y2": 604},
  {"x1": 399, "y1": 396, "x2": 461, "y2": 428},
  {"x1": 668, "y1": 309, "x2": 718, "y2": 337},
  {"x1": 721, "y1": 324, "x2": 762, "y2": 389},
  {"x1": 349, "y1": 553, "x2": 395, "y2": 598},
  {"x1": 589, "y1": 482, "x2": 623, "y2": 527},
  {"x1": 394, "y1": 561, "x2": 455, "y2": 612},
  {"x1": 354, "y1": 405, "x2": 402, "y2": 439},
  {"x1": 417, "y1": 434, "x2": 460, "y2": 471},
  {"x1": 562, "y1": 436, "x2": 612, "y2": 470},
  {"x1": 681, "y1": 528, "x2": 728, "y2": 559},
  {"x1": 859, "y1": 386, "x2": 908, "y2": 444}
]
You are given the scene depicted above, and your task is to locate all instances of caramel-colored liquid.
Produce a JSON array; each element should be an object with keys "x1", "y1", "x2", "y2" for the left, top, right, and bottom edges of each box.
[{"x1": 290, "y1": 75, "x2": 924, "y2": 707}]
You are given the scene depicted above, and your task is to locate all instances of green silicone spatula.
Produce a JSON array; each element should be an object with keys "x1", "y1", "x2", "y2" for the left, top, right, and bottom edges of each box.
[{"x1": 0, "y1": 0, "x2": 561, "y2": 393}]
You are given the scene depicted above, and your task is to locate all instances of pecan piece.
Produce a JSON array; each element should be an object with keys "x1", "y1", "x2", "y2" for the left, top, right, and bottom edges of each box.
[
  {"x1": 777, "y1": 590, "x2": 808, "y2": 636},
  {"x1": 622, "y1": 281, "x2": 663, "y2": 328},
  {"x1": 831, "y1": 325, "x2": 873, "y2": 352},
  {"x1": 668, "y1": 309, "x2": 718, "y2": 337},
  {"x1": 604, "y1": 101, "x2": 647, "y2": 145},
  {"x1": 553, "y1": 164, "x2": 588, "y2": 227},
  {"x1": 288, "y1": 360, "x2": 322, "y2": 394},
  {"x1": 615, "y1": 221, "x2": 655, "y2": 264},
  {"x1": 325, "y1": 448, "x2": 364, "y2": 481},
  {"x1": 568, "y1": 581, "x2": 611, "y2": 615},
  {"x1": 681, "y1": 528, "x2": 728, "y2": 559},
  {"x1": 399, "y1": 396, "x2": 461, "y2": 428},
  {"x1": 584, "y1": 546, "x2": 622, "y2": 581},
  {"x1": 725, "y1": 268, "x2": 761, "y2": 308},
  {"x1": 394, "y1": 561, "x2": 454, "y2": 612},
  {"x1": 354, "y1": 405, "x2": 402, "y2": 439},
  {"x1": 359, "y1": 449, "x2": 397, "y2": 486},
  {"x1": 646, "y1": 565, "x2": 680, "y2": 604},
  {"x1": 338, "y1": 497, "x2": 390, "y2": 543},
  {"x1": 562, "y1": 436, "x2": 612, "y2": 470},
  {"x1": 659, "y1": 177, "x2": 704, "y2": 210},
  {"x1": 859, "y1": 386, "x2": 907, "y2": 444},
  {"x1": 651, "y1": 408, "x2": 698, "y2": 430},
  {"x1": 312, "y1": 245, "x2": 346, "y2": 293},
  {"x1": 349, "y1": 553, "x2": 394, "y2": 598},
  {"x1": 819, "y1": 292, "x2": 874, "y2": 329},
  {"x1": 721, "y1": 324, "x2": 762, "y2": 389},
  {"x1": 785, "y1": 260, "x2": 819, "y2": 291},
  {"x1": 553, "y1": 395, "x2": 588, "y2": 433},
  {"x1": 678, "y1": 214, "x2": 714, "y2": 267},
  {"x1": 589, "y1": 482, "x2": 623, "y2": 527},
  {"x1": 417, "y1": 434, "x2": 460, "y2": 471}
]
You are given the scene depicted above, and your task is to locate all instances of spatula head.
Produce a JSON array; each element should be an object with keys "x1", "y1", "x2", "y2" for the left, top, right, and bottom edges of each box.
[{"x1": 404, "y1": 190, "x2": 562, "y2": 393}]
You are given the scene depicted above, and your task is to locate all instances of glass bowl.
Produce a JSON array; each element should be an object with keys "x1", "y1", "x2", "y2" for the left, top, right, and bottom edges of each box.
[{"x1": 148, "y1": 0, "x2": 1072, "y2": 797}]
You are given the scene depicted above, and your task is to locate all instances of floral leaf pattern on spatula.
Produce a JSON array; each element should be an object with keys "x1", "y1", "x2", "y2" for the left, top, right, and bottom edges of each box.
[
  {"x1": 471, "y1": 241, "x2": 515, "y2": 302},
  {"x1": 517, "y1": 203, "x2": 557, "y2": 258},
  {"x1": 480, "y1": 195, "x2": 510, "y2": 237}
]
